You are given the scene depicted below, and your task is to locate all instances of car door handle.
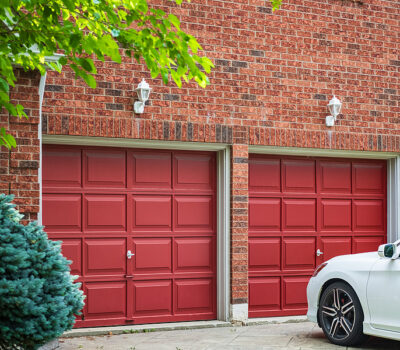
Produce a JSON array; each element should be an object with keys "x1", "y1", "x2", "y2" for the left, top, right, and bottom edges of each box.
[
  {"x1": 316, "y1": 249, "x2": 324, "y2": 257},
  {"x1": 127, "y1": 250, "x2": 135, "y2": 259}
]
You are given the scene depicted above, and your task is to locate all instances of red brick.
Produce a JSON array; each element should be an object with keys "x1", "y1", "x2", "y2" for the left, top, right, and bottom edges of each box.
[{"x1": 3, "y1": 0, "x2": 400, "y2": 310}]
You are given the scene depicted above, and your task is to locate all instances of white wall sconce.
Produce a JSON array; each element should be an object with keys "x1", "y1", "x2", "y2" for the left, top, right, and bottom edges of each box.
[
  {"x1": 134, "y1": 79, "x2": 152, "y2": 114},
  {"x1": 325, "y1": 96, "x2": 342, "y2": 127}
]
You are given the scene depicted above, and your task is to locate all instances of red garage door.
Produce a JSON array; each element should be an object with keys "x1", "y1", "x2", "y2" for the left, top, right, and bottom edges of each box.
[
  {"x1": 42, "y1": 145, "x2": 216, "y2": 327},
  {"x1": 248, "y1": 155, "x2": 386, "y2": 318}
]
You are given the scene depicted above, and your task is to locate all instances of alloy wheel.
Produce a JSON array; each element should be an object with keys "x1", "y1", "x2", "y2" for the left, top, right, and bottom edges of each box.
[{"x1": 320, "y1": 287, "x2": 355, "y2": 341}]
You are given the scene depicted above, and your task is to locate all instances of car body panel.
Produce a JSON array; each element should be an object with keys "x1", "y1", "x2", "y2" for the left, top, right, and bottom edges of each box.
[
  {"x1": 363, "y1": 323, "x2": 400, "y2": 342},
  {"x1": 367, "y1": 258, "x2": 400, "y2": 333},
  {"x1": 307, "y1": 251, "x2": 400, "y2": 342}
]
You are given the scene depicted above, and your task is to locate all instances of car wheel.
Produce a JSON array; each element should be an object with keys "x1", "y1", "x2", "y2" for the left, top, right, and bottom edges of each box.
[{"x1": 318, "y1": 282, "x2": 367, "y2": 346}]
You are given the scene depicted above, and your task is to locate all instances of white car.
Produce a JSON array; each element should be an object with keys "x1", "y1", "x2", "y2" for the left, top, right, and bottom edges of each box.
[{"x1": 307, "y1": 241, "x2": 400, "y2": 346}]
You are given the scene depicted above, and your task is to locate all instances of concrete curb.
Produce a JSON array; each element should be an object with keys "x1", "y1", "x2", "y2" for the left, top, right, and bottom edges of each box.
[
  {"x1": 62, "y1": 317, "x2": 310, "y2": 339},
  {"x1": 62, "y1": 320, "x2": 232, "y2": 338}
]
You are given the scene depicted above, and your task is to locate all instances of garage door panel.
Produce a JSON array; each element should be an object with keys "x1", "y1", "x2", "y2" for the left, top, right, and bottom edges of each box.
[
  {"x1": 319, "y1": 161, "x2": 351, "y2": 194},
  {"x1": 43, "y1": 148, "x2": 81, "y2": 188},
  {"x1": 282, "y1": 276, "x2": 309, "y2": 310},
  {"x1": 249, "y1": 198, "x2": 280, "y2": 231},
  {"x1": 174, "y1": 153, "x2": 214, "y2": 190},
  {"x1": 353, "y1": 162, "x2": 385, "y2": 195},
  {"x1": 321, "y1": 200, "x2": 351, "y2": 231},
  {"x1": 84, "y1": 239, "x2": 126, "y2": 276},
  {"x1": 353, "y1": 236, "x2": 384, "y2": 254},
  {"x1": 84, "y1": 150, "x2": 126, "y2": 188},
  {"x1": 248, "y1": 154, "x2": 386, "y2": 318},
  {"x1": 134, "y1": 238, "x2": 172, "y2": 273},
  {"x1": 175, "y1": 196, "x2": 213, "y2": 231},
  {"x1": 61, "y1": 239, "x2": 82, "y2": 275},
  {"x1": 283, "y1": 199, "x2": 316, "y2": 231},
  {"x1": 320, "y1": 237, "x2": 351, "y2": 262},
  {"x1": 43, "y1": 145, "x2": 215, "y2": 326},
  {"x1": 249, "y1": 238, "x2": 280, "y2": 271},
  {"x1": 282, "y1": 159, "x2": 315, "y2": 193},
  {"x1": 133, "y1": 281, "x2": 172, "y2": 316},
  {"x1": 133, "y1": 196, "x2": 172, "y2": 230},
  {"x1": 85, "y1": 282, "x2": 126, "y2": 318},
  {"x1": 249, "y1": 158, "x2": 280, "y2": 193},
  {"x1": 85, "y1": 195, "x2": 126, "y2": 231},
  {"x1": 175, "y1": 279, "x2": 214, "y2": 313},
  {"x1": 353, "y1": 200, "x2": 384, "y2": 232},
  {"x1": 283, "y1": 238, "x2": 315, "y2": 270},
  {"x1": 129, "y1": 151, "x2": 171, "y2": 189},
  {"x1": 175, "y1": 238, "x2": 214, "y2": 272},
  {"x1": 249, "y1": 277, "x2": 280, "y2": 311},
  {"x1": 43, "y1": 194, "x2": 81, "y2": 230}
]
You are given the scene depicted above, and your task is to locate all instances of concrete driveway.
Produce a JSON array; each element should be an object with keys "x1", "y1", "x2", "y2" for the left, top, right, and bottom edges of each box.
[{"x1": 59, "y1": 322, "x2": 399, "y2": 350}]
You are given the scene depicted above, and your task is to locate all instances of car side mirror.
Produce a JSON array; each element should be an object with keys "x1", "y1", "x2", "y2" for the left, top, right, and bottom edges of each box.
[{"x1": 378, "y1": 243, "x2": 400, "y2": 259}]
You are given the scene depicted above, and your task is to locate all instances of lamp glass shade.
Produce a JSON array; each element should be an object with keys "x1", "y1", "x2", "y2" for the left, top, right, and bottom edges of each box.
[
  {"x1": 140, "y1": 89, "x2": 150, "y2": 102},
  {"x1": 328, "y1": 96, "x2": 342, "y2": 117},
  {"x1": 136, "y1": 79, "x2": 151, "y2": 102}
]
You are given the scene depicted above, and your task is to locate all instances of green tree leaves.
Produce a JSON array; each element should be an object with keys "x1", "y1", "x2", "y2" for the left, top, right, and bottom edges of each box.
[
  {"x1": 0, "y1": 0, "x2": 282, "y2": 149},
  {"x1": 0, "y1": 127, "x2": 16, "y2": 148},
  {"x1": 270, "y1": 0, "x2": 283, "y2": 11}
]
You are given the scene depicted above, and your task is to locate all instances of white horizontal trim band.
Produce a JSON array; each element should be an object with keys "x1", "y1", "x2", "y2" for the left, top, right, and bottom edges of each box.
[
  {"x1": 42, "y1": 135, "x2": 229, "y2": 151},
  {"x1": 249, "y1": 145, "x2": 398, "y2": 159}
]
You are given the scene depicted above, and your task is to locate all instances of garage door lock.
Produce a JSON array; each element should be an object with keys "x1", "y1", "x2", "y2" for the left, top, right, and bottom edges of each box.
[
  {"x1": 127, "y1": 250, "x2": 135, "y2": 259},
  {"x1": 316, "y1": 249, "x2": 324, "y2": 257}
]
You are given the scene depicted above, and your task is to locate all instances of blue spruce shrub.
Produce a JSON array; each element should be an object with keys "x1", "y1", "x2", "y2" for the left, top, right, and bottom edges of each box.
[{"x1": 0, "y1": 194, "x2": 84, "y2": 350}]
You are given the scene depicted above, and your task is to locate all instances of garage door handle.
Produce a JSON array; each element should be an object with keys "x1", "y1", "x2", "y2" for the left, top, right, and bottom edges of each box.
[
  {"x1": 127, "y1": 250, "x2": 135, "y2": 259},
  {"x1": 316, "y1": 249, "x2": 324, "y2": 257}
]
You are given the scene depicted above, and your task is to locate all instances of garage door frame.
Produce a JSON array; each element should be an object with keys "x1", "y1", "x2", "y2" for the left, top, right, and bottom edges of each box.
[
  {"x1": 40, "y1": 135, "x2": 231, "y2": 322},
  {"x1": 249, "y1": 145, "x2": 400, "y2": 253}
]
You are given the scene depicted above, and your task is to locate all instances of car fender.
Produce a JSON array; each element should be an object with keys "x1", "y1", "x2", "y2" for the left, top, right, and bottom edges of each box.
[
  {"x1": 314, "y1": 253, "x2": 378, "y2": 323},
  {"x1": 318, "y1": 271, "x2": 370, "y2": 319}
]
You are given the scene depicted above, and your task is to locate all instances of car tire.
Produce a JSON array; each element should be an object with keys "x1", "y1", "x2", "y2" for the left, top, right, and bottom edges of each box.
[{"x1": 318, "y1": 281, "x2": 368, "y2": 347}]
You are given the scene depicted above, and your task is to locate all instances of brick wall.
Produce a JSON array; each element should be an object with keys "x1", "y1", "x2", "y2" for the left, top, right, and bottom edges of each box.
[
  {"x1": 40, "y1": 0, "x2": 399, "y2": 311},
  {"x1": 42, "y1": 0, "x2": 400, "y2": 152},
  {"x1": 40, "y1": 1, "x2": 399, "y2": 309},
  {"x1": 0, "y1": 69, "x2": 41, "y2": 223},
  {"x1": 2, "y1": 0, "x2": 399, "y2": 314},
  {"x1": 231, "y1": 144, "x2": 249, "y2": 305}
]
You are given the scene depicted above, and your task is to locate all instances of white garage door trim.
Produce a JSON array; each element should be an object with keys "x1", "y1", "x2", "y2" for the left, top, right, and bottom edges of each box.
[
  {"x1": 387, "y1": 157, "x2": 400, "y2": 243},
  {"x1": 41, "y1": 135, "x2": 231, "y2": 322}
]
